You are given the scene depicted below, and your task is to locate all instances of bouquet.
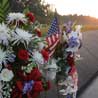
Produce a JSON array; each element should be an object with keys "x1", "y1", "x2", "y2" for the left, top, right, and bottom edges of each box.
[
  {"x1": 54, "y1": 22, "x2": 82, "y2": 98},
  {"x1": 0, "y1": 12, "x2": 51, "y2": 98}
]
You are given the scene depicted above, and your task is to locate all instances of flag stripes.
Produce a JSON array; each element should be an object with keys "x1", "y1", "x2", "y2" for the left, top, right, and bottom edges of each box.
[{"x1": 46, "y1": 17, "x2": 60, "y2": 57}]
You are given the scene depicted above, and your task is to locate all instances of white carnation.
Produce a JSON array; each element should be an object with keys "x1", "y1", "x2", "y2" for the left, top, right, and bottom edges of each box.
[
  {"x1": 0, "y1": 68, "x2": 14, "y2": 82},
  {"x1": 33, "y1": 50, "x2": 44, "y2": 65}
]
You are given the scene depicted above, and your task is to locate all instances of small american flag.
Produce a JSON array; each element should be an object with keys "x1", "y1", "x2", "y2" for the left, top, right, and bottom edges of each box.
[{"x1": 46, "y1": 17, "x2": 60, "y2": 57}]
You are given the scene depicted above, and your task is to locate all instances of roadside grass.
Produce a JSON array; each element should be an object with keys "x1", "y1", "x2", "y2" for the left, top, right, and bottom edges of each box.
[
  {"x1": 82, "y1": 25, "x2": 98, "y2": 32},
  {"x1": 40, "y1": 25, "x2": 49, "y2": 36}
]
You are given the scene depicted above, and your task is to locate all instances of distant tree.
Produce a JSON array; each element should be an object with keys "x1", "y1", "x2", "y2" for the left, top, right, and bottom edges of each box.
[
  {"x1": 9, "y1": 0, "x2": 98, "y2": 25},
  {"x1": 9, "y1": 0, "x2": 55, "y2": 24},
  {"x1": 58, "y1": 14, "x2": 98, "y2": 25}
]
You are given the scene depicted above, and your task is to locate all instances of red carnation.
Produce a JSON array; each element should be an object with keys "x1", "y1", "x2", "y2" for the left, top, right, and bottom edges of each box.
[
  {"x1": 41, "y1": 49, "x2": 49, "y2": 61},
  {"x1": 26, "y1": 12, "x2": 35, "y2": 23},
  {"x1": 16, "y1": 81, "x2": 23, "y2": 91},
  {"x1": 18, "y1": 49, "x2": 29, "y2": 61},
  {"x1": 33, "y1": 81, "x2": 44, "y2": 92},
  {"x1": 18, "y1": 68, "x2": 42, "y2": 81},
  {"x1": 30, "y1": 68, "x2": 42, "y2": 81}
]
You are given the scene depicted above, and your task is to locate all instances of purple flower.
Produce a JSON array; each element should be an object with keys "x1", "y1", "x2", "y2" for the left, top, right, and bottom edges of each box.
[{"x1": 22, "y1": 80, "x2": 35, "y2": 94}]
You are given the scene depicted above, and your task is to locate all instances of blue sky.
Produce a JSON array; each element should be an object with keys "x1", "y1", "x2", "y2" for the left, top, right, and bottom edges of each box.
[{"x1": 44, "y1": 0, "x2": 98, "y2": 18}]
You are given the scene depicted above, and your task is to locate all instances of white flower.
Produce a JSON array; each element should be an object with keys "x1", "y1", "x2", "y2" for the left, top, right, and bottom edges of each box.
[
  {"x1": 33, "y1": 50, "x2": 44, "y2": 65},
  {"x1": 0, "y1": 48, "x2": 15, "y2": 66},
  {"x1": 38, "y1": 42, "x2": 45, "y2": 51},
  {"x1": 7, "y1": 12, "x2": 27, "y2": 24},
  {"x1": 0, "y1": 68, "x2": 14, "y2": 82},
  {"x1": 0, "y1": 49, "x2": 8, "y2": 65},
  {"x1": 0, "y1": 23, "x2": 9, "y2": 34},
  {"x1": 75, "y1": 25, "x2": 82, "y2": 33},
  {"x1": 66, "y1": 47, "x2": 79, "y2": 53},
  {"x1": 75, "y1": 25, "x2": 83, "y2": 41},
  {"x1": 68, "y1": 31, "x2": 78, "y2": 39},
  {"x1": 11, "y1": 28, "x2": 32, "y2": 47},
  {"x1": 0, "y1": 23, "x2": 10, "y2": 46}
]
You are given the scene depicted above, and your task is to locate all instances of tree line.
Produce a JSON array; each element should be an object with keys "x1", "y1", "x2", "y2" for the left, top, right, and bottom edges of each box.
[{"x1": 9, "y1": 0, "x2": 98, "y2": 25}]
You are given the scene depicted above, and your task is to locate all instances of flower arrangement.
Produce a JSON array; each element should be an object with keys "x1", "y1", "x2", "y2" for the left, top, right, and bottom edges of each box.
[
  {"x1": 54, "y1": 22, "x2": 82, "y2": 98},
  {"x1": 0, "y1": 6, "x2": 82, "y2": 97},
  {"x1": 0, "y1": 12, "x2": 51, "y2": 98}
]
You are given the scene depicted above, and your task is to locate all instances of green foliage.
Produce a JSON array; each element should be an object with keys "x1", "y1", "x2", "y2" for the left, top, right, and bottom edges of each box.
[
  {"x1": 0, "y1": 0, "x2": 10, "y2": 22},
  {"x1": 9, "y1": 0, "x2": 55, "y2": 24},
  {"x1": 23, "y1": 7, "x2": 30, "y2": 14}
]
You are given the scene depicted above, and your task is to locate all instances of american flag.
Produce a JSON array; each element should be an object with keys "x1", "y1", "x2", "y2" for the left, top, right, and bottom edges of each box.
[{"x1": 46, "y1": 17, "x2": 60, "y2": 57}]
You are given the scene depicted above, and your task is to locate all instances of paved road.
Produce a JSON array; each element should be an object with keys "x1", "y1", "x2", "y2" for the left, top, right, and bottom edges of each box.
[
  {"x1": 40, "y1": 30, "x2": 98, "y2": 98},
  {"x1": 79, "y1": 74, "x2": 98, "y2": 98},
  {"x1": 77, "y1": 30, "x2": 98, "y2": 91}
]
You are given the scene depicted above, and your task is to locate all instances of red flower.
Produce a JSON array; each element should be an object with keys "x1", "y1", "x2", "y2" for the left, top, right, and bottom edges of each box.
[
  {"x1": 16, "y1": 81, "x2": 23, "y2": 91},
  {"x1": 11, "y1": 81, "x2": 23, "y2": 98},
  {"x1": 26, "y1": 12, "x2": 35, "y2": 23},
  {"x1": 18, "y1": 49, "x2": 29, "y2": 61},
  {"x1": 35, "y1": 28, "x2": 42, "y2": 37},
  {"x1": 33, "y1": 81, "x2": 44, "y2": 92},
  {"x1": 11, "y1": 81, "x2": 40, "y2": 98},
  {"x1": 30, "y1": 68, "x2": 42, "y2": 81},
  {"x1": 41, "y1": 49, "x2": 49, "y2": 61},
  {"x1": 69, "y1": 66, "x2": 76, "y2": 75},
  {"x1": 67, "y1": 54, "x2": 75, "y2": 67},
  {"x1": 18, "y1": 68, "x2": 42, "y2": 81}
]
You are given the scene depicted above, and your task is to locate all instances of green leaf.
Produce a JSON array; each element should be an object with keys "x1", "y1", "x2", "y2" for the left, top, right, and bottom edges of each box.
[
  {"x1": 2, "y1": 0, "x2": 9, "y2": 7},
  {"x1": 0, "y1": 0, "x2": 10, "y2": 22}
]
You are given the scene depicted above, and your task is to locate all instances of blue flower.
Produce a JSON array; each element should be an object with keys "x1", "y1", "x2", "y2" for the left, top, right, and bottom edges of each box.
[
  {"x1": 68, "y1": 37, "x2": 78, "y2": 48},
  {"x1": 22, "y1": 80, "x2": 35, "y2": 94},
  {"x1": 66, "y1": 94, "x2": 73, "y2": 98}
]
